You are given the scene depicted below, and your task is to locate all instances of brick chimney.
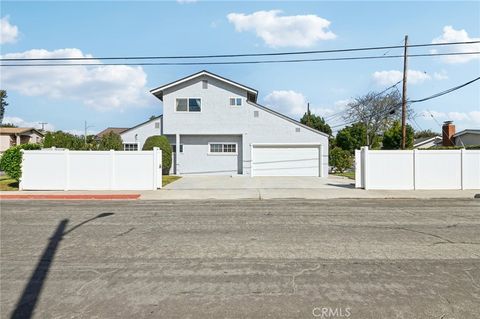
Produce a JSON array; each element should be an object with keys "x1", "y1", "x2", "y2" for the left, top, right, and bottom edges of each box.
[{"x1": 442, "y1": 121, "x2": 455, "y2": 146}]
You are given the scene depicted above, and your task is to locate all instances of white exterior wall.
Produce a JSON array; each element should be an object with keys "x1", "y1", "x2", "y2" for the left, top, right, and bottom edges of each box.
[
  {"x1": 120, "y1": 117, "x2": 162, "y2": 150},
  {"x1": 356, "y1": 148, "x2": 480, "y2": 190},
  {"x1": 0, "y1": 135, "x2": 12, "y2": 152},
  {"x1": 162, "y1": 75, "x2": 329, "y2": 176},
  {"x1": 20, "y1": 149, "x2": 162, "y2": 190}
]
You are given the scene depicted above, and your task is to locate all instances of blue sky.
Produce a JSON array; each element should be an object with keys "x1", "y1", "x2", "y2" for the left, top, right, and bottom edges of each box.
[{"x1": 1, "y1": 1, "x2": 479, "y2": 135}]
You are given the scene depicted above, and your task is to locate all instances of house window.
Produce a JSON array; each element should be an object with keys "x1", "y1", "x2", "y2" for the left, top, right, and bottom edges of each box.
[
  {"x1": 209, "y1": 143, "x2": 237, "y2": 154},
  {"x1": 176, "y1": 98, "x2": 188, "y2": 112},
  {"x1": 123, "y1": 143, "x2": 138, "y2": 151},
  {"x1": 254, "y1": 111, "x2": 259, "y2": 117},
  {"x1": 176, "y1": 98, "x2": 201, "y2": 112},
  {"x1": 202, "y1": 80, "x2": 208, "y2": 89},
  {"x1": 155, "y1": 122, "x2": 160, "y2": 129},
  {"x1": 172, "y1": 144, "x2": 184, "y2": 153},
  {"x1": 230, "y1": 98, "x2": 242, "y2": 106}
]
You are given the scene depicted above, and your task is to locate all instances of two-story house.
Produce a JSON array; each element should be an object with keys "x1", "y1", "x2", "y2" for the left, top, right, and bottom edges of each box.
[{"x1": 149, "y1": 70, "x2": 329, "y2": 177}]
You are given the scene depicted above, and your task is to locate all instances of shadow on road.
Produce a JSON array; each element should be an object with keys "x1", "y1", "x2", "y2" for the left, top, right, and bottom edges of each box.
[{"x1": 10, "y1": 213, "x2": 114, "y2": 319}]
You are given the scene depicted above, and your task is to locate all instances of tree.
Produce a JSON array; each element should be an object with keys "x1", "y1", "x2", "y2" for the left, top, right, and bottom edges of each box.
[
  {"x1": 98, "y1": 131, "x2": 123, "y2": 151},
  {"x1": 414, "y1": 129, "x2": 440, "y2": 139},
  {"x1": 335, "y1": 122, "x2": 381, "y2": 154},
  {"x1": 142, "y1": 135, "x2": 172, "y2": 175},
  {"x1": 382, "y1": 121, "x2": 414, "y2": 149},
  {"x1": 300, "y1": 110, "x2": 332, "y2": 135},
  {"x1": 0, "y1": 90, "x2": 8, "y2": 124},
  {"x1": 1, "y1": 123, "x2": 17, "y2": 128},
  {"x1": 329, "y1": 147, "x2": 353, "y2": 173},
  {"x1": 43, "y1": 131, "x2": 85, "y2": 150},
  {"x1": 343, "y1": 90, "x2": 411, "y2": 147}
]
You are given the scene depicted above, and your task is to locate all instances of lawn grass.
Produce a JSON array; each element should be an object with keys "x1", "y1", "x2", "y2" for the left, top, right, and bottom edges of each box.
[
  {"x1": 0, "y1": 175, "x2": 19, "y2": 191},
  {"x1": 162, "y1": 175, "x2": 181, "y2": 187},
  {"x1": 333, "y1": 171, "x2": 355, "y2": 180}
]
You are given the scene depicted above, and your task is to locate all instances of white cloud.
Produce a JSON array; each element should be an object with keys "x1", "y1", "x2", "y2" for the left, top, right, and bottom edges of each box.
[
  {"x1": 0, "y1": 16, "x2": 19, "y2": 44},
  {"x1": 2, "y1": 116, "x2": 55, "y2": 131},
  {"x1": 420, "y1": 110, "x2": 480, "y2": 126},
  {"x1": 227, "y1": 10, "x2": 336, "y2": 48},
  {"x1": 263, "y1": 90, "x2": 350, "y2": 121},
  {"x1": 431, "y1": 26, "x2": 480, "y2": 63},
  {"x1": 264, "y1": 90, "x2": 308, "y2": 118},
  {"x1": 433, "y1": 70, "x2": 448, "y2": 80},
  {"x1": 372, "y1": 69, "x2": 431, "y2": 86},
  {"x1": 1, "y1": 48, "x2": 152, "y2": 111}
]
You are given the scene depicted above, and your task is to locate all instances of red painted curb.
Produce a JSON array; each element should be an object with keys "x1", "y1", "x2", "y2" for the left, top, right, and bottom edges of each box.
[{"x1": 0, "y1": 194, "x2": 140, "y2": 200}]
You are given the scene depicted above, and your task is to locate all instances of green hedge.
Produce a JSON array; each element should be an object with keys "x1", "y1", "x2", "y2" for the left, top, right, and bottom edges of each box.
[
  {"x1": 0, "y1": 144, "x2": 42, "y2": 180},
  {"x1": 142, "y1": 135, "x2": 172, "y2": 175},
  {"x1": 329, "y1": 147, "x2": 353, "y2": 173},
  {"x1": 423, "y1": 145, "x2": 480, "y2": 150}
]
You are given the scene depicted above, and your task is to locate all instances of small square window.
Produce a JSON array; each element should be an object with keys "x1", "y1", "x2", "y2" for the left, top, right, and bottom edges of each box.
[
  {"x1": 230, "y1": 98, "x2": 236, "y2": 106},
  {"x1": 155, "y1": 122, "x2": 160, "y2": 129},
  {"x1": 236, "y1": 98, "x2": 242, "y2": 106},
  {"x1": 176, "y1": 98, "x2": 187, "y2": 112},
  {"x1": 254, "y1": 111, "x2": 259, "y2": 117},
  {"x1": 202, "y1": 80, "x2": 208, "y2": 89},
  {"x1": 189, "y1": 98, "x2": 201, "y2": 112},
  {"x1": 295, "y1": 127, "x2": 301, "y2": 132}
]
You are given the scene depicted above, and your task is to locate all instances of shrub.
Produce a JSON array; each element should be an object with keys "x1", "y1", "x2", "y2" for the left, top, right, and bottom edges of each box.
[
  {"x1": 329, "y1": 147, "x2": 353, "y2": 173},
  {"x1": 142, "y1": 135, "x2": 172, "y2": 175},
  {"x1": 98, "y1": 131, "x2": 123, "y2": 151},
  {"x1": 0, "y1": 143, "x2": 42, "y2": 180}
]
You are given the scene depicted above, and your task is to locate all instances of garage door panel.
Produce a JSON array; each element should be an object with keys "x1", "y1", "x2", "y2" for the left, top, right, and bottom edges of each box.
[{"x1": 252, "y1": 146, "x2": 320, "y2": 176}]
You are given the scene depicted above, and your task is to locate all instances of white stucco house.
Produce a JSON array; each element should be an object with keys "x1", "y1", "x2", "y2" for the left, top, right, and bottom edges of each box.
[
  {"x1": 119, "y1": 116, "x2": 162, "y2": 151},
  {"x1": 144, "y1": 70, "x2": 329, "y2": 177}
]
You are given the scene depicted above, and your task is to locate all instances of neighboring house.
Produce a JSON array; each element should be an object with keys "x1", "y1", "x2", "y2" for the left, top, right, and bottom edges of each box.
[
  {"x1": 0, "y1": 127, "x2": 44, "y2": 152},
  {"x1": 413, "y1": 136, "x2": 442, "y2": 149},
  {"x1": 95, "y1": 127, "x2": 129, "y2": 140},
  {"x1": 453, "y1": 129, "x2": 480, "y2": 147},
  {"x1": 119, "y1": 116, "x2": 162, "y2": 151},
  {"x1": 442, "y1": 121, "x2": 480, "y2": 147},
  {"x1": 149, "y1": 70, "x2": 329, "y2": 176}
]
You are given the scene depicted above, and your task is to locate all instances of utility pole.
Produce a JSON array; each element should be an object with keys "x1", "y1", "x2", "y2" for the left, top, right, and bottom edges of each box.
[
  {"x1": 401, "y1": 35, "x2": 408, "y2": 149},
  {"x1": 84, "y1": 121, "x2": 94, "y2": 144},
  {"x1": 39, "y1": 122, "x2": 48, "y2": 131}
]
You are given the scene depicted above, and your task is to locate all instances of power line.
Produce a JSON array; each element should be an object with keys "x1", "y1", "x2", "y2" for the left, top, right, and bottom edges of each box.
[
  {"x1": 330, "y1": 74, "x2": 480, "y2": 131},
  {"x1": 1, "y1": 51, "x2": 478, "y2": 67},
  {"x1": 323, "y1": 80, "x2": 402, "y2": 121},
  {"x1": 409, "y1": 76, "x2": 480, "y2": 103},
  {"x1": 1, "y1": 40, "x2": 479, "y2": 62}
]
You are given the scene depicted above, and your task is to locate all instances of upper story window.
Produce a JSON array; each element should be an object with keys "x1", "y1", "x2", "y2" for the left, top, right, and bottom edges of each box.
[
  {"x1": 176, "y1": 98, "x2": 201, "y2": 112},
  {"x1": 155, "y1": 122, "x2": 160, "y2": 129},
  {"x1": 202, "y1": 80, "x2": 208, "y2": 89},
  {"x1": 229, "y1": 98, "x2": 242, "y2": 106}
]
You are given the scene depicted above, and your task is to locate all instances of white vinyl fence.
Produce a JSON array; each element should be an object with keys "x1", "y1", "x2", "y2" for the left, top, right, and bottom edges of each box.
[
  {"x1": 20, "y1": 148, "x2": 162, "y2": 190},
  {"x1": 355, "y1": 147, "x2": 480, "y2": 190}
]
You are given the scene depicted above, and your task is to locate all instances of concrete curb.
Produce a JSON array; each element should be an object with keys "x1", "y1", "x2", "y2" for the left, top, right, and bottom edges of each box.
[{"x1": 0, "y1": 194, "x2": 140, "y2": 200}]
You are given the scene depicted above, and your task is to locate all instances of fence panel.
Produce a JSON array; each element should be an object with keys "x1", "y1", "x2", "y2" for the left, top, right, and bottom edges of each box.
[
  {"x1": 356, "y1": 147, "x2": 480, "y2": 190},
  {"x1": 20, "y1": 148, "x2": 162, "y2": 191}
]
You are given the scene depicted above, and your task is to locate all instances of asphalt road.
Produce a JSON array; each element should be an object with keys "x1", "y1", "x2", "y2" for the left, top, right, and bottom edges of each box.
[{"x1": 1, "y1": 199, "x2": 480, "y2": 318}]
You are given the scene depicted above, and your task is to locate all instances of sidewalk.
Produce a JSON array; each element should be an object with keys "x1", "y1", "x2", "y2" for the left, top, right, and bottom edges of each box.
[{"x1": 2, "y1": 188, "x2": 477, "y2": 200}]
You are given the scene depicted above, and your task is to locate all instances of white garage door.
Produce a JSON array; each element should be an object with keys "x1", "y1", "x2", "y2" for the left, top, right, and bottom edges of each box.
[{"x1": 251, "y1": 144, "x2": 322, "y2": 176}]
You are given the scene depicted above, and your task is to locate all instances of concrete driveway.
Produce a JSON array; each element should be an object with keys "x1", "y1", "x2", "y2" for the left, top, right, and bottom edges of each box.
[{"x1": 164, "y1": 175, "x2": 353, "y2": 190}]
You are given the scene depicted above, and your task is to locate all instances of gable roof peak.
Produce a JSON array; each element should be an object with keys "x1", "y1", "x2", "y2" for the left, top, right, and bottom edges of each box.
[{"x1": 150, "y1": 70, "x2": 258, "y2": 102}]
